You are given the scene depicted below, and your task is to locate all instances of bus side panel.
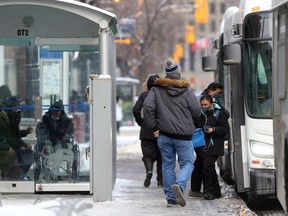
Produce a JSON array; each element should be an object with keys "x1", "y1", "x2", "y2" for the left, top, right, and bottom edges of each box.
[{"x1": 273, "y1": 4, "x2": 288, "y2": 212}]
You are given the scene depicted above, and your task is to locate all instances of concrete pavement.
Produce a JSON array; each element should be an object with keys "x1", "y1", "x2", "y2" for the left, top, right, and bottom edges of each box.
[
  {"x1": 83, "y1": 140, "x2": 251, "y2": 216},
  {"x1": 0, "y1": 126, "x2": 254, "y2": 216}
]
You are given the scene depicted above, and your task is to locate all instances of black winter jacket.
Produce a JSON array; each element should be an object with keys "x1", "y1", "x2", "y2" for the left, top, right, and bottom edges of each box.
[
  {"x1": 143, "y1": 78, "x2": 201, "y2": 140},
  {"x1": 133, "y1": 91, "x2": 156, "y2": 141},
  {"x1": 41, "y1": 111, "x2": 74, "y2": 146},
  {"x1": 133, "y1": 74, "x2": 159, "y2": 141},
  {"x1": 198, "y1": 107, "x2": 230, "y2": 156},
  {"x1": 0, "y1": 111, "x2": 13, "y2": 151}
]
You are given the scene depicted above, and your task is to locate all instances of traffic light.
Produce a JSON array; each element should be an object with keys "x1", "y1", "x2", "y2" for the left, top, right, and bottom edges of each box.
[
  {"x1": 172, "y1": 43, "x2": 184, "y2": 63},
  {"x1": 185, "y1": 25, "x2": 195, "y2": 44},
  {"x1": 195, "y1": 0, "x2": 208, "y2": 24},
  {"x1": 115, "y1": 38, "x2": 131, "y2": 45}
]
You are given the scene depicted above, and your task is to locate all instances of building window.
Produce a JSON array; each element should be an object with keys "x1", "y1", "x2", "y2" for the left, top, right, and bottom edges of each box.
[
  {"x1": 210, "y1": 2, "x2": 216, "y2": 14},
  {"x1": 200, "y1": 24, "x2": 205, "y2": 32},
  {"x1": 221, "y1": 3, "x2": 226, "y2": 14},
  {"x1": 210, "y1": 20, "x2": 216, "y2": 32}
]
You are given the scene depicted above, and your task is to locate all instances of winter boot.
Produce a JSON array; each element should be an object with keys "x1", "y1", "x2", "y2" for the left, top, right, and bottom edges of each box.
[
  {"x1": 143, "y1": 158, "x2": 153, "y2": 188},
  {"x1": 144, "y1": 171, "x2": 153, "y2": 187}
]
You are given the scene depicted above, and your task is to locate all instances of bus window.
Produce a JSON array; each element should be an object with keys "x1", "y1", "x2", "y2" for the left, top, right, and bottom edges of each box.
[
  {"x1": 116, "y1": 77, "x2": 139, "y2": 126},
  {"x1": 244, "y1": 13, "x2": 272, "y2": 39},
  {"x1": 245, "y1": 41, "x2": 272, "y2": 117}
]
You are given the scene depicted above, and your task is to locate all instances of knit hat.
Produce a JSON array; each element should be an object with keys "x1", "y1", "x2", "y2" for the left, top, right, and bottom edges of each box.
[
  {"x1": 2, "y1": 96, "x2": 22, "y2": 108},
  {"x1": 50, "y1": 100, "x2": 64, "y2": 111},
  {"x1": 165, "y1": 59, "x2": 181, "y2": 79}
]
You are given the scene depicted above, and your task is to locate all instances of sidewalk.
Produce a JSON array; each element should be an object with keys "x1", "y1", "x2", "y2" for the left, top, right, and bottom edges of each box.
[
  {"x1": 0, "y1": 127, "x2": 253, "y2": 216},
  {"x1": 83, "y1": 141, "x2": 250, "y2": 216}
]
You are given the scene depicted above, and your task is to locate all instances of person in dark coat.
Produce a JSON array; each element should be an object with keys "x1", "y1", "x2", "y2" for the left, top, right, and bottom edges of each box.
[
  {"x1": 133, "y1": 74, "x2": 162, "y2": 188},
  {"x1": 2, "y1": 96, "x2": 33, "y2": 180},
  {"x1": 0, "y1": 101, "x2": 17, "y2": 180},
  {"x1": 35, "y1": 100, "x2": 74, "y2": 182},
  {"x1": 38, "y1": 100, "x2": 74, "y2": 150},
  {"x1": 143, "y1": 59, "x2": 201, "y2": 207},
  {"x1": 189, "y1": 94, "x2": 230, "y2": 200}
]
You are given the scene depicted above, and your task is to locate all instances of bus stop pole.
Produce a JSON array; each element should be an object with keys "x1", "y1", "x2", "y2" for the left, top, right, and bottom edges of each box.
[
  {"x1": 91, "y1": 74, "x2": 112, "y2": 202},
  {"x1": 99, "y1": 20, "x2": 110, "y2": 75},
  {"x1": 91, "y1": 22, "x2": 113, "y2": 201}
]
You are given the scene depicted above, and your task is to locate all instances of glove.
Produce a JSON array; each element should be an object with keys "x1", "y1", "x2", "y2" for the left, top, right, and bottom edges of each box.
[{"x1": 26, "y1": 126, "x2": 33, "y2": 134}]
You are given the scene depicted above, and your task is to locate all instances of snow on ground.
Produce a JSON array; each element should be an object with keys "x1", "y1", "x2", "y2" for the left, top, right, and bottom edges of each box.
[
  {"x1": 0, "y1": 196, "x2": 93, "y2": 216},
  {"x1": 0, "y1": 126, "x2": 253, "y2": 216}
]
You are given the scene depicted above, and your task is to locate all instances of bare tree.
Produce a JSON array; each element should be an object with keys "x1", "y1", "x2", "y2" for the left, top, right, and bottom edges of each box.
[{"x1": 111, "y1": 0, "x2": 185, "y2": 94}]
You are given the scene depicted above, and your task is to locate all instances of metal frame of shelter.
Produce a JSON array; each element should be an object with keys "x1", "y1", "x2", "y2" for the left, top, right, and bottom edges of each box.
[{"x1": 0, "y1": 0, "x2": 118, "y2": 202}]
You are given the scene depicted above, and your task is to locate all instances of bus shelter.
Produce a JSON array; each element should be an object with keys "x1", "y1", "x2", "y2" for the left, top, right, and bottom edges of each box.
[{"x1": 0, "y1": 0, "x2": 117, "y2": 201}]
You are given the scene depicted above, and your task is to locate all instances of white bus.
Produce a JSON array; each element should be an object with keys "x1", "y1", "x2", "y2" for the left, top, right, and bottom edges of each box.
[
  {"x1": 202, "y1": 6, "x2": 239, "y2": 184},
  {"x1": 272, "y1": 0, "x2": 288, "y2": 212},
  {"x1": 204, "y1": 0, "x2": 275, "y2": 200}
]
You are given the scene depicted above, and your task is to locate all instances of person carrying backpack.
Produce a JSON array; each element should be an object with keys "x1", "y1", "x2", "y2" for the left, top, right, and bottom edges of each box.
[{"x1": 189, "y1": 94, "x2": 229, "y2": 200}]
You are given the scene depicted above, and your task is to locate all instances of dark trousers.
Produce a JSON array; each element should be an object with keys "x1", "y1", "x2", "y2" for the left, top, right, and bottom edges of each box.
[
  {"x1": 18, "y1": 151, "x2": 34, "y2": 176},
  {"x1": 116, "y1": 121, "x2": 121, "y2": 134},
  {"x1": 141, "y1": 139, "x2": 161, "y2": 162},
  {"x1": 190, "y1": 147, "x2": 203, "y2": 192},
  {"x1": 202, "y1": 155, "x2": 221, "y2": 196},
  {"x1": 141, "y1": 140, "x2": 162, "y2": 183},
  {"x1": 191, "y1": 149, "x2": 221, "y2": 196}
]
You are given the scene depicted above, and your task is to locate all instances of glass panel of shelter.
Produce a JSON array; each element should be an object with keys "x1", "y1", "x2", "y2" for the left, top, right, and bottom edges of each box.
[{"x1": 0, "y1": 41, "x2": 91, "y2": 184}]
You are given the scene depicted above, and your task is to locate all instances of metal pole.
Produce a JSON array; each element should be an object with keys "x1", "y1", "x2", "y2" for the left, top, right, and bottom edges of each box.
[
  {"x1": 91, "y1": 75, "x2": 113, "y2": 202},
  {"x1": 90, "y1": 21, "x2": 113, "y2": 202},
  {"x1": 99, "y1": 20, "x2": 110, "y2": 75},
  {"x1": 184, "y1": 0, "x2": 190, "y2": 76},
  {"x1": 50, "y1": 94, "x2": 56, "y2": 105}
]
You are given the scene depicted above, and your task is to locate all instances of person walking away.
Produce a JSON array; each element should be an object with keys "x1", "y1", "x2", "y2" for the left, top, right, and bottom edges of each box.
[
  {"x1": 143, "y1": 59, "x2": 200, "y2": 207},
  {"x1": 189, "y1": 94, "x2": 229, "y2": 200},
  {"x1": 133, "y1": 74, "x2": 162, "y2": 188}
]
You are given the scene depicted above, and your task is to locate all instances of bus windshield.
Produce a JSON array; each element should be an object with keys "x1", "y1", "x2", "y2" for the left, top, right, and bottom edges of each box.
[
  {"x1": 244, "y1": 40, "x2": 272, "y2": 118},
  {"x1": 244, "y1": 12, "x2": 273, "y2": 118}
]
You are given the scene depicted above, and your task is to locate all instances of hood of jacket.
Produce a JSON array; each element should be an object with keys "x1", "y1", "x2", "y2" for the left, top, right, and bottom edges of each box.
[{"x1": 155, "y1": 78, "x2": 190, "y2": 97}]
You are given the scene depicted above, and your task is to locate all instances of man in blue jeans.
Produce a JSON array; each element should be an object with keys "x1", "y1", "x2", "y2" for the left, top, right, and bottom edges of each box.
[{"x1": 143, "y1": 59, "x2": 200, "y2": 207}]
